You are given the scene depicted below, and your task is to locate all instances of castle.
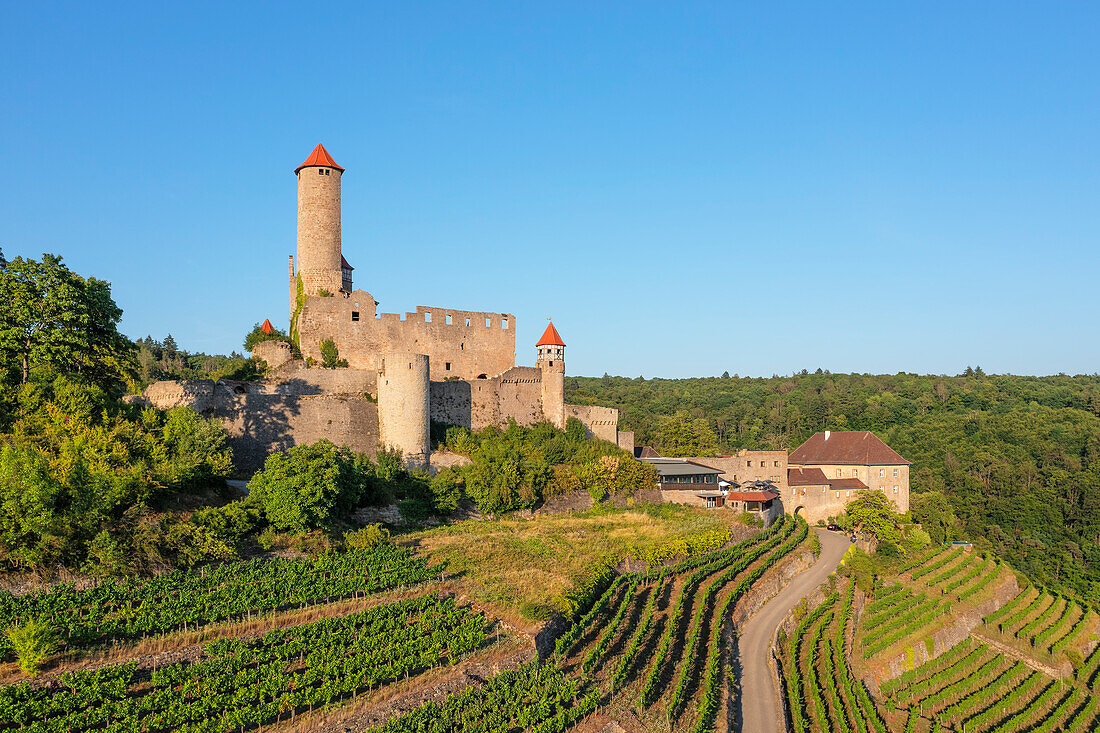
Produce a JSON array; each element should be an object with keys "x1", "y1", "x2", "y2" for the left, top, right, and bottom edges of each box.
[{"x1": 145, "y1": 144, "x2": 631, "y2": 472}]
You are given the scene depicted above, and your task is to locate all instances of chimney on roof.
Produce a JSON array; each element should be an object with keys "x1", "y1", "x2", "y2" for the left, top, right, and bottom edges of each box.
[{"x1": 824, "y1": 430, "x2": 831, "y2": 441}]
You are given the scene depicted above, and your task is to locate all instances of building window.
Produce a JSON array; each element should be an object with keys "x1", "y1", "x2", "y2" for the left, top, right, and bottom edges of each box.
[
  {"x1": 318, "y1": 169, "x2": 324, "y2": 175},
  {"x1": 836, "y1": 469, "x2": 842, "y2": 478},
  {"x1": 465, "y1": 318, "x2": 471, "y2": 327},
  {"x1": 774, "y1": 461, "x2": 780, "y2": 467},
  {"x1": 894, "y1": 468, "x2": 899, "y2": 477},
  {"x1": 879, "y1": 468, "x2": 885, "y2": 477},
  {"x1": 835, "y1": 492, "x2": 840, "y2": 499},
  {"x1": 852, "y1": 469, "x2": 858, "y2": 477},
  {"x1": 747, "y1": 460, "x2": 752, "y2": 467},
  {"x1": 425, "y1": 312, "x2": 431, "y2": 322},
  {"x1": 445, "y1": 362, "x2": 451, "y2": 371},
  {"x1": 502, "y1": 319, "x2": 508, "y2": 329},
  {"x1": 846, "y1": 490, "x2": 850, "y2": 497},
  {"x1": 351, "y1": 311, "x2": 359, "y2": 322},
  {"x1": 446, "y1": 314, "x2": 452, "y2": 325},
  {"x1": 893, "y1": 485, "x2": 899, "y2": 493}
]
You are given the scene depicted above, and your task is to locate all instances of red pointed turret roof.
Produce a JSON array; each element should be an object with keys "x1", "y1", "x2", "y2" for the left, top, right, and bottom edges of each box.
[
  {"x1": 261, "y1": 319, "x2": 274, "y2": 335},
  {"x1": 295, "y1": 144, "x2": 345, "y2": 174},
  {"x1": 537, "y1": 321, "x2": 565, "y2": 347}
]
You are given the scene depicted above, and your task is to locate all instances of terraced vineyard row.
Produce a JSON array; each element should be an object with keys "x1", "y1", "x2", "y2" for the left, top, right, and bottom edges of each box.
[
  {"x1": 547, "y1": 513, "x2": 812, "y2": 732},
  {"x1": 0, "y1": 545, "x2": 437, "y2": 654},
  {"x1": 0, "y1": 593, "x2": 484, "y2": 732},
  {"x1": 781, "y1": 584, "x2": 888, "y2": 733}
]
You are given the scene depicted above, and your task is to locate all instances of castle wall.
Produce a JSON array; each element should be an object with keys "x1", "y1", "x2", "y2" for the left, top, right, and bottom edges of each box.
[
  {"x1": 497, "y1": 367, "x2": 544, "y2": 426},
  {"x1": 565, "y1": 404, "x2": 621, "y2": 444},
  {"x1": 298, "y1": 292, "x2": 516, "y2": 381},
  {"x1": 144, "y1": 379, "x2": 379, "y2": 474},
  {"x1": 430, "y1": 366, "x2": 547, "y2": 431},
  {"x1": 252, "y1": 340, "x2": 293, "y2": 371},
  {"x1": 296, "y1": 166, "x2": 343, "y2": 297}
]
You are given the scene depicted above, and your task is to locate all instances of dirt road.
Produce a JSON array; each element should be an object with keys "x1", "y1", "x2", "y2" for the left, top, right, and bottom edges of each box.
[{"x1": 738, "y1": 528, "x2": 851, "y2": 733}]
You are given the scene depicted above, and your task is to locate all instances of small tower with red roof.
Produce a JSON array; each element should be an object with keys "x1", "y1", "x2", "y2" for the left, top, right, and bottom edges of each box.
[
  {"x1": 537, "y1": 321, "x2": 566, "y2": 428},
  {"x1": 293, "y1": 144, "x2": 347, "y2": 300}
]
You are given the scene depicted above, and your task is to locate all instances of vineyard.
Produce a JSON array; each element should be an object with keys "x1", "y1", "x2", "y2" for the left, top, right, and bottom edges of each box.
[
  {"x1": 0, "y1": 546, "x2": 437, "y2": 656},
  {"x1": 0, "y1": 507, "x2": 823, "y2": 733},
  {"x1": 778, "y1": 541, "x2": 1100, "y2": 733},
  {"x1": 0, "y1": 593, "x2": 485, "y2": 732}
]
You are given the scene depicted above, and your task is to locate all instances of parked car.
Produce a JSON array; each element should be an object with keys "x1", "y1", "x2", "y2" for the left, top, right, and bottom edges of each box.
[{"x1": 827, "y1": 523, "x2": 842, "y2": 532}]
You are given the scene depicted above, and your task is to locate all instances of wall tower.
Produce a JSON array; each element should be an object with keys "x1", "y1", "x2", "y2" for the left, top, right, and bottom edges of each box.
[
  {"x1": 537, "y1": 321, "x2": 566, "y2": 428},
  {"x1": 377, "y1": 352, "x2": 431, "y2": 469},
  {"x1": 294, "y1": 144, "x2": 346, "y2": 298}
]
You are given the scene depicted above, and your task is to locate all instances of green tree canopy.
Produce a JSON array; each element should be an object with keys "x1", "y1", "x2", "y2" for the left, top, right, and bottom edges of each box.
[{"x1": 0, "y1": 253, "x2": 133, "y2": 394}]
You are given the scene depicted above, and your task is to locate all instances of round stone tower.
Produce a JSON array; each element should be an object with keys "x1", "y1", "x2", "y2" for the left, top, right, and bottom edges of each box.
[
  {"x1": 295, "y1": 143, "x2": 345, "y2": 297},
  {"x1": 537, "y1": 321, "x2": 566, "y2": 429},
  {"x1": 377, "y1": 352, "x2": 431, "y2": 469}
]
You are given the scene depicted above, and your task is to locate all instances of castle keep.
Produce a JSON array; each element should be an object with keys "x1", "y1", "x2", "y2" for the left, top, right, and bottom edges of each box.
[{"x1": 146, "y1": 144, "x2": 631, "y2": 472}]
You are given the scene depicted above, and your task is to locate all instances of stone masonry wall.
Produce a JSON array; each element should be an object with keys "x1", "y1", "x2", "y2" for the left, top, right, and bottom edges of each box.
[
  {"x1": 690, "y1": 450, "x2": 789, "y2": 487},
  {"x1": 145, "y1": 379, "x2": 379, "y2": 475},
  {"x1": 565, "y1": 404, "x2": 620, "y2": 444},
  {"x1": 298, "y1": 291, "x2": 516, "y2": 381}
]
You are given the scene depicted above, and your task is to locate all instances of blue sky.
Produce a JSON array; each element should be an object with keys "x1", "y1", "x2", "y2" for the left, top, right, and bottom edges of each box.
[{"x1": 2, "y1": 2, "x2": 1097, "y2": 378}]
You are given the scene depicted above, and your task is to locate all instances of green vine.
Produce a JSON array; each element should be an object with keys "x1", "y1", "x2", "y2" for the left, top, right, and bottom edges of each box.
[{"x1": 289, "y1": 273, "x2": 305, "y2": 349}]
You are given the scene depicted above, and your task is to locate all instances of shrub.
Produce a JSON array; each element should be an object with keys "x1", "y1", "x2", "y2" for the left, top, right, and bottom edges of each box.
[
  {"x1": 344, "y1": 524, "x2": 390, "y2": 550},
  {"x1": 247, "y1": 440, "x2": 368, "y2": 533},
  {"x1": 319, "y1": 338, "x2": 348, "y2": 368},
  {"x1": 5, "y1": 618, "x2": 57, "y2": 676}
]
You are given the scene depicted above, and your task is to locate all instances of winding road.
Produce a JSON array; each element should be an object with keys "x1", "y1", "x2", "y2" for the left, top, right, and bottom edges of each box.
[{"x1": 739, "y1": 528, "x2": 851, "y2": 733}]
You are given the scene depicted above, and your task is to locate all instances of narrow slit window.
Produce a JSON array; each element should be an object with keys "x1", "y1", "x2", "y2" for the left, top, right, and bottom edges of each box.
[
  {"x1": 446, "y1": 314, "x2": 452, "y2": 325},
  {"x1": 351, "y1": 311, "x2": 360, "y2": 322},
  {"x1": 445, "y1": 362, "x2": 451, "y2": 370},
  {"x1": 465, "y1": 318, "x2": 471, "y2": 327}
]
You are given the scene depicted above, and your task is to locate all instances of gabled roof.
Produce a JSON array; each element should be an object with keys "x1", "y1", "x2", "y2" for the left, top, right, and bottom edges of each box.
[
  {"x1": 295, "y1": 143, "x2": 345, "y2": 174},
  {"x1": 537, "y1": 321, "x2": 565, "y2": 347},
  {"x1": 635, "y1": 446, "x2": 661, "y2": 459},
  {"x1": 261, "y1": 319, "x2": 274, "y2": 335},
  {"x1": 788, "y1": 467, "x2": 828, "y2": 486},
  {"x1": 341, "y1": 255, "x2": 354, "y2": 271},
  {"x1": 789, "y1": 431, "x2": 910, "y2": 466}
]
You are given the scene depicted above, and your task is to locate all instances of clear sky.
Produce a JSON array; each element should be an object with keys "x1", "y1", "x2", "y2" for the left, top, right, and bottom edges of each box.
[{"x1": 2, "y1": 2, "x2": 1097, "y2": 378}]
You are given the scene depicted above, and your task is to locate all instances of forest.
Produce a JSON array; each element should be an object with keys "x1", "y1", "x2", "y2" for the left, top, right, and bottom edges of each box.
[{"x1": 566, "y1": 371, "x2": 1100, "y2": 604}]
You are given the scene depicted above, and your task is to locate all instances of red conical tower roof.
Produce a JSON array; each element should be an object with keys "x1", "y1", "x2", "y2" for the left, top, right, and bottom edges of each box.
[
  {"x1": 261, "y1": 319, "x2": 275, "y2": 335},
  {"x1": 295, "y1": 143, "x2": 345, "y2": 174},
  {"x1": 537, "y1": 321, "x2": 565, "y2": 347}
]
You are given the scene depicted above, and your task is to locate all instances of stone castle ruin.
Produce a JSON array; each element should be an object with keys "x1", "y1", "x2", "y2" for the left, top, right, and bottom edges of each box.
[{"x1": 145, "y1": 144, "x2": 632, "y2": 472}]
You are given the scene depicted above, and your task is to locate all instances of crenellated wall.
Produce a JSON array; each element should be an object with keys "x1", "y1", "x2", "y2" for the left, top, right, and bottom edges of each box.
[{"x1": 298, "y1": 291, "x2": 516, "y2": 381}]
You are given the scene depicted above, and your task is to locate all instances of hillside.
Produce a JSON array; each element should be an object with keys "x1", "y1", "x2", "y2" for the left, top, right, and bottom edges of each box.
[
  {"x1": 782, "y1": 543, "x2": 1100, "y2": 732},
  {"x1": 566, "y1": 372, "x2": 1100, "y2": 604}
]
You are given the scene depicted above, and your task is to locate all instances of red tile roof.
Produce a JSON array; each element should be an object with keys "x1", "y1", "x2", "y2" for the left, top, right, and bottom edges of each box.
[
  {"x1": 537, "y1": 321, "x2": 565, "y2": 347},
  {"x1": 727, "y1": 490, "x2": 779, "y2": 502},
  {"x1": 295, "y1": 144, "x2": 344, "y2": 174},
  {"x1": 828, "y1": 477, "x2": 869, "y2": 490},
  {"x1": 788, "y1": 467, "x2": 828, "y2": 486},
  {"x1": 261, "y1": 318, "x2": 274, "y2": 335},
  {"x1": 789, "y1": 431, "x2": 910, "y2": 466}
]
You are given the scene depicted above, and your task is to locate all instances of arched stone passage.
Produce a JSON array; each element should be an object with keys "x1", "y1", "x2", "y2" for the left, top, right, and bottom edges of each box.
[{"x1": 794, "y1": 505, "x2": 806, "y2": 519}]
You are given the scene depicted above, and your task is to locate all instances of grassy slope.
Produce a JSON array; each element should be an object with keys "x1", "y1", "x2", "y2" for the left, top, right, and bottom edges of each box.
[{"x1": 403, "y1": 504, "x2": 744, "y2": 622}]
